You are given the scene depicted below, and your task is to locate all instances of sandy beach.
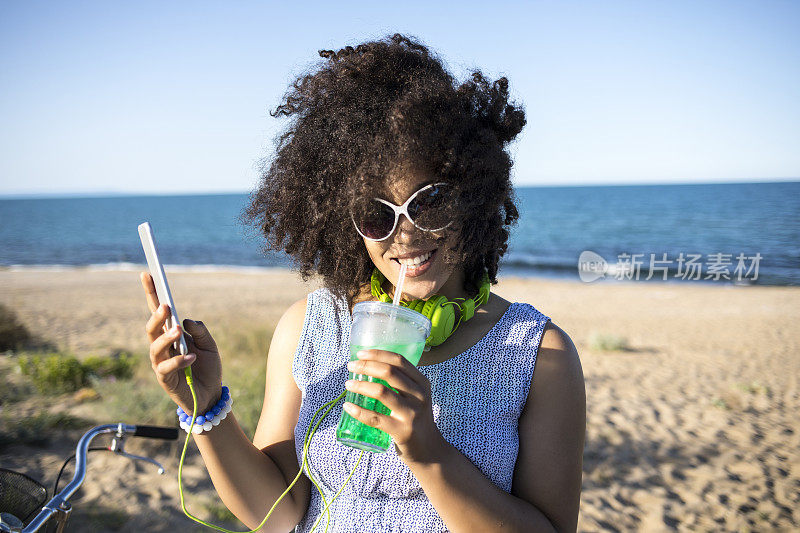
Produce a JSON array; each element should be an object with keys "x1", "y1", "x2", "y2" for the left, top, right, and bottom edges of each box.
[{"x1": 1, "y1": 268, "x2": 798, "y2": 532}]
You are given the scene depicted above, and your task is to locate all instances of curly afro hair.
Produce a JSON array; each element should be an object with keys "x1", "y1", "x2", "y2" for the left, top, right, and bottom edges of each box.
[{"x1": 243, "y1": 33, "x2": 525, "y2": 308}]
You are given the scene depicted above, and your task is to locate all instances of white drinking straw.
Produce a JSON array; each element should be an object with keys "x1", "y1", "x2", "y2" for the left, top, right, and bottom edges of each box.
[{"x1": 393, "y1": 264, "x2": 408, "y2": 306}]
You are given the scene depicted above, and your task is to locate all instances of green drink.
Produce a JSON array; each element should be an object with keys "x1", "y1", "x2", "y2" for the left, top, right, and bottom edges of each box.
[{"x1": 336, "y1": 302, "x2": 431, "y2": 453}]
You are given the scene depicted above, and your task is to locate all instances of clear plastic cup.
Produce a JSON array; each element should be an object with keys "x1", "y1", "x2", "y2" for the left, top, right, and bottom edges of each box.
[{"x1": 336, "y1": 302, "x2": 431, "y2": 452}]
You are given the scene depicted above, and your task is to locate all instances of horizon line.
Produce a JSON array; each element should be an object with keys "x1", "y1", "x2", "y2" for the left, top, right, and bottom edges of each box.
[{"x1": 0, "y1": 177, "x2": 798, "y2": 200}]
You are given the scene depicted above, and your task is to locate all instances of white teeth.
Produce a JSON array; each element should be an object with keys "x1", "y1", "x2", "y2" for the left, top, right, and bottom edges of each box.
[{"x1": 397, "y1": 251, "x2": 432, "y2": 266}]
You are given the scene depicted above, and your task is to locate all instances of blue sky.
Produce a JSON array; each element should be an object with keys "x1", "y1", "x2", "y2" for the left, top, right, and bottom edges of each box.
[{"x1": 0, "y1": 0, "x2": 798, "y2": 195}]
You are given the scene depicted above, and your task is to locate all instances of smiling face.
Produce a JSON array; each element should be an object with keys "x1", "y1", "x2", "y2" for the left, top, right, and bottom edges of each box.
[{"x1": 361, "y1": 163, "x2": 466, "y2": 302}]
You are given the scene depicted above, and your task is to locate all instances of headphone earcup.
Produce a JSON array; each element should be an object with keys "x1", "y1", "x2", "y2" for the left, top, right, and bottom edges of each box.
[
  {"x1": 407, "y1": 299, "x2": 426, "y2": 314},
  {"x1": 421, "y1": 295, "x2": 455, "y2": 347}
]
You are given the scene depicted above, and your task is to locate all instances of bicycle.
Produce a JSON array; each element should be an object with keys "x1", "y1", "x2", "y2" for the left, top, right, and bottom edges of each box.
[{"x1": 0, "y1": 423, "x2": 178, "y2": 532}]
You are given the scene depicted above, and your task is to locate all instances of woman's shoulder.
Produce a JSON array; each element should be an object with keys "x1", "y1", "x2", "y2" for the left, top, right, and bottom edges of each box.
[
  {"x1": 504, "y1": 294, "x2": 578, "y2": 374},
  {"x1": 482, "y1": 295, "x2": 550, "y2": 346},
  {"x1": 306, "y1": 286, "x2": 350, "y2": 313},
  {"x1": 529, "y1": 319, "x2": 583, "y2": 407},
  {"x1": 272, "y1": 296, "x2": 310, "y2": 343},
  {"x1": 502, "y1": 297, "x2": 550, "y2": 324},
  {"x1": 539, "y1": 321, "x2": 575, "y2": 355},
  {"x1": 504, "y1": 299, "x2": 573, "y2": 358},
  {"x1": 492, "y1": 297, "x2": 578, "y2": 374},
  {"x1": 276, "y1": 287, "x2": 347, "y2": 335}
]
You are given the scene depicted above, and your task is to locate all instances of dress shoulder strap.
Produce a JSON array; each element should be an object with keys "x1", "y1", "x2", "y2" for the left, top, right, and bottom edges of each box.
[{"x1": 292, "y1": 288, "x2": 350, "y2": 391}]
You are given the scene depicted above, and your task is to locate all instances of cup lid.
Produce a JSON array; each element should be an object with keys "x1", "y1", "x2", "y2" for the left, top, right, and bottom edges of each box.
[{"x1": 352, "y1": 301, "x2": 432, "y2": 335}]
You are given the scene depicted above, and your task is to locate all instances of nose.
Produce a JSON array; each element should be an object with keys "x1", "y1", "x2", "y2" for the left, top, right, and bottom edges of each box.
[{"x1": 393, "y1": 214, "x2": 419, "y2": 242}]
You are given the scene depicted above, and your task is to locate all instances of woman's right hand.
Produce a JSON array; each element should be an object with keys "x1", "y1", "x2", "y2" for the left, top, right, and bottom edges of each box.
[{"x1": 141, "y1": 272, "x2": 223, "y2": 415}]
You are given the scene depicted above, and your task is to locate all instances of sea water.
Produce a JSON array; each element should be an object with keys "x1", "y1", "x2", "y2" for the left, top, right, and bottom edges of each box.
[{"x1": 2, "y1": 182, "x2": 798, "y2": 286}]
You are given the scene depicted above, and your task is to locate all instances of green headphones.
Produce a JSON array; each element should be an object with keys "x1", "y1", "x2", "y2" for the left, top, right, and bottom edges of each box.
[{"x1": 370, "y1": 268, "x2": 491, "y2": 348}]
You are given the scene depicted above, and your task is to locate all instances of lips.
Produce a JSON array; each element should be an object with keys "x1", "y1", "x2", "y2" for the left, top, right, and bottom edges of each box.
[{"x1": 390, "y1": 249, "x2": 437, "y2": 277}]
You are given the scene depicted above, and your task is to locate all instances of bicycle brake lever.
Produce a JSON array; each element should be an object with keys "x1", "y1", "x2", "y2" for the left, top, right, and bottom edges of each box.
[
  {"x1": 116, "y1": 450, "x2": 167, "y2": 475},
  {"x1": 110, "y1": 427, "x2": 167, "y2": 474}
]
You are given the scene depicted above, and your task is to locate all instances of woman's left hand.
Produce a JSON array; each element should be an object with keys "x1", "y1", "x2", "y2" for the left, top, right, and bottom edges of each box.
[{"x1": 344, "y1": 349, "x2": 447, "y2": 465}]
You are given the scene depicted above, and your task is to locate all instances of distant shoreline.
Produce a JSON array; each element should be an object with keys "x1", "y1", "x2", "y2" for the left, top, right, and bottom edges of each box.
[
  {"x1": 0, "y1": 263, "x2": 789, "y2": 289},
  {"x1": 0, "y1": 262, "x2": 291, "y2": 275},
  {"x1": 1, "y1": 178, "x2": 798, "y2": 200}
]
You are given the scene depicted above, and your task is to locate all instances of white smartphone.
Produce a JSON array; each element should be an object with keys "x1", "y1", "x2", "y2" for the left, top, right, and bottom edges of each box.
[{"x1": 138, "y1": 222, "x2": 189, "y2": 356}]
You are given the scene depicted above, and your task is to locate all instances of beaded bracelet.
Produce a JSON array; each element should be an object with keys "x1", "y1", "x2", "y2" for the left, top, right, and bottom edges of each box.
[{"x1": 177, "y1": 385, "x2": 233, "y2": 434}]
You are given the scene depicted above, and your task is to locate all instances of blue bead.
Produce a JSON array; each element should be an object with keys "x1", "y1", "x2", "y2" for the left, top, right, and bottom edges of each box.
[
  {"x1": 221, "y1": 385, "x2": 229, "y2": 394},
  {"x1": 221, "y1": 392, "x2": 229, "y2": 401},
  {"x1": 176, "y1": 407, "x2": 182, "y2": 415},
  {"x1": 212, "y1": 405, "x2": 221, "y2": 416},
  {"x1": 195, "y1": 415, "x2": 205, "y2": 425},
  {"x1": 179, "y1": 413, "x2": 188, "y2": 423},
  {"x1": 216, "y1": 399, "x2": 225, "y2": 409}
]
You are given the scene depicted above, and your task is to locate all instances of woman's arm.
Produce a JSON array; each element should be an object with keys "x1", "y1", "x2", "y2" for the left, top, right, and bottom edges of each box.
[
  {"x1": 189, "y1": 298, "x2": 311, "y2": 532},
  {"x1": 345, "y1": 321, "x2": 585, "y2": 532},
  {"x1": 510, "y1": 322, "x2": 585, "y2": 530}
]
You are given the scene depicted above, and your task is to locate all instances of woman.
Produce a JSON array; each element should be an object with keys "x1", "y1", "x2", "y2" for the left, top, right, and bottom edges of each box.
[{"x1": 142, "y1": 34, "x2": 585, "y2": 532}]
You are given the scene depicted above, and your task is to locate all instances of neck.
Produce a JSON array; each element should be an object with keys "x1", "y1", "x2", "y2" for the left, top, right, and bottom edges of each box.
[
  {"x1": 383, "y1": 268, "x2": 471, "y2": 303},
  {"x1": 437, "y1": 268, "x2": 470, "y2": 300}
]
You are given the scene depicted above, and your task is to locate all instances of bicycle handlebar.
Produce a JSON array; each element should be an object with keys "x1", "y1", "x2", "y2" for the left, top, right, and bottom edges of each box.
[
  {"x1": 13, "y1": 423, "x2": 178, "y2": 533},
  {"x1": 134, "y1": 425, "x2": 179, "y2": 440}
]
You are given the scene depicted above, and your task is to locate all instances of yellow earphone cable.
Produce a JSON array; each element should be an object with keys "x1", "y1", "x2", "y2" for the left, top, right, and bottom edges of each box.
[{"x1": 178, "y1": 366, "x2": 362, "y2": 533}]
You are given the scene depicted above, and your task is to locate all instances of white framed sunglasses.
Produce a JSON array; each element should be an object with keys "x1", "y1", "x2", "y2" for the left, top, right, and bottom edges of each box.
[{"x1": 351, "y1": 182, "x2": 453, "y2": 242}]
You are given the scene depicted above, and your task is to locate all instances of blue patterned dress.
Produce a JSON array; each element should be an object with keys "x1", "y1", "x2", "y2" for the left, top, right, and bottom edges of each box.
[{"x1": 292, "y1": 288, "x2": 551, "y2": 533}]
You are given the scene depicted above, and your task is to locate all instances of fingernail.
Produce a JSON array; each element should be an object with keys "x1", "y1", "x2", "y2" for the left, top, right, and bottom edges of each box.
[
  {"x1": 347, "y1": 361, "x2": 356, "y2": 371},
  {"x1": 345, "y1": 379, "x2": 354, "y2": 390},
  {"x1": 184, "y1": 353, "x2": 196, "y2": 363},
  {"x1": 356, "y1": 350, "x2": 369, "y2": 359},
  {"x1": 343, "y1": 402, "x2": 357, "y2": 415},
  {"x1": 170, "y1": 325, "x2": 180, "y2": 334}
]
